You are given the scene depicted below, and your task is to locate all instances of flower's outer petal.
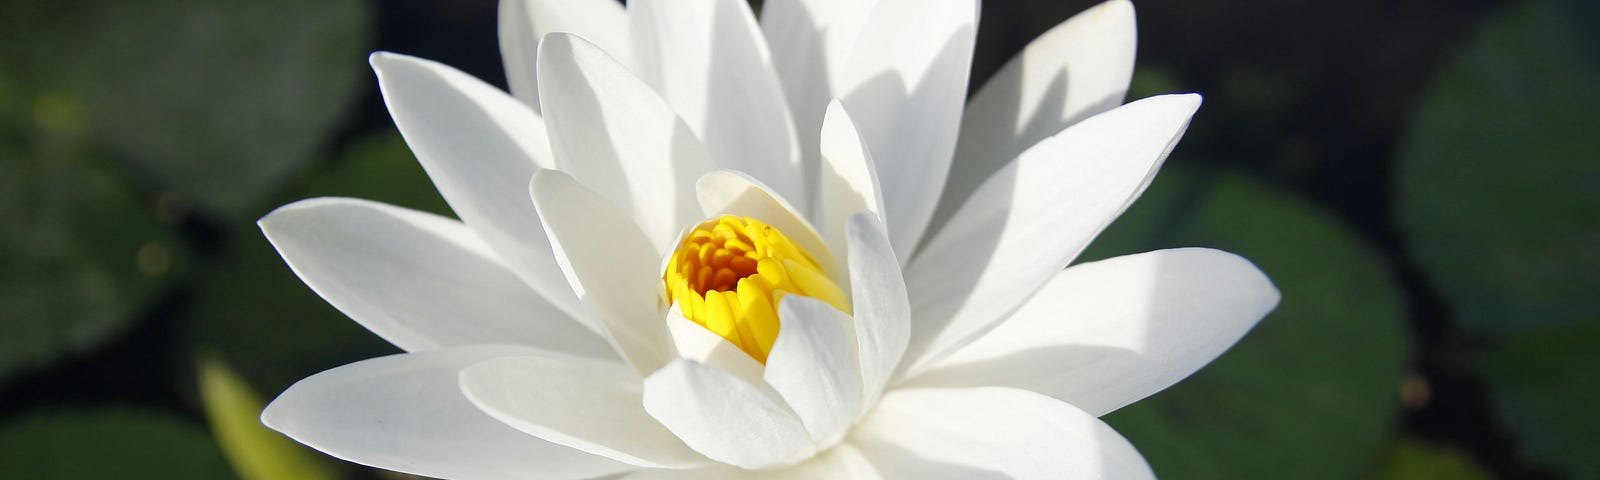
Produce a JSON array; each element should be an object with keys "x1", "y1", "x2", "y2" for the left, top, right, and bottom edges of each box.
[
  {"x1": 906, "y1": 248, "x2": 1280, "y2": 416},
  {"x1": 844, "y1": 213, "x2": 910, "y2": 411},
  {"x1": 263, "y1": 346, "x2": 634, "y2": 480},
  {"x1": 259, "y1": 198, "x2": 613, "y2": 358},
  {"x1": 765, "y1": 296, "x2": 863, "y2": 446},
  {"x1": 629, "y1": 0, "x2": 804, "y2": 206},
  {"x1": 851, "y1": 387, "x2": 1155, "y2": 480},
  {"x1": 643, "y1": 360, "x2": 817, "y2": 469},
  {"x1": 531, "y1": 170, "x2": 675, "y2": 375},
  {"x1": 836, "y1": 0, "x2": 978, "y2": 262},
  {"x1": 666, "y1": 304, "x2": 766, "y2": 386},
  {"x1": 370, "y1": 52, "x2": 586, "y2": 324},
  {"x1": 696, "y1": 170, "x2": 838, "y2": 277},
  {"x1": 619, "y1": 444, "x2": 880, "y2": 480},
  {"x1": 760, "y1": 0, "x2": 880, "y2": 194},
  {"x1": 537, "y1": 33, "x2": 714, "y2": 252},
  {"x1": 932, "y1": 0, "x2": 1137, "y2": 238},
  {"x1": 499, "y1": 0, "x2": 630, "y2": 113},
  {"x1": 815, "y1": 101, "x2": 885, "y2": 258},
  {"x1": 899, "y1": 94, "x2": 1202, "y2": 378},
  {"x1": 459, "y1": 353, "x2": 711, "y2": 469}
]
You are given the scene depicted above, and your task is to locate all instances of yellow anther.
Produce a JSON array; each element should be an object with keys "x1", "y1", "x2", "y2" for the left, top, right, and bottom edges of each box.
[{"x1": 663, "y1": 215, "x2": 847, "y2": 363}]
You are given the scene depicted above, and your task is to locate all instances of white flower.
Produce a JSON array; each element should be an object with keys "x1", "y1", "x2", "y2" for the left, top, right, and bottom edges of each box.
[{"x1": 258, "y1": 0, "x2": 1280, "y2": 478}]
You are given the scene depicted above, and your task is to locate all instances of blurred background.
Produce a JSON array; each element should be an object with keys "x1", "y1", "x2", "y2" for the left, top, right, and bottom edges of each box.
[{"x1": 1, "y1": 0, "x2": 1595, "y2": 478}]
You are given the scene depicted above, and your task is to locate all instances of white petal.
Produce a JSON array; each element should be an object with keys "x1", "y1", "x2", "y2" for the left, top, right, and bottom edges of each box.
[
  {"x1": 629, "y1": 0, "x2": 804, "y2": 206},
  {"x1": 843, "y1": 213, "x2": 910, "y2": 411},
  {"x1": 263, "y1": 346, "x2": 633, "y2": 480},
  {"x1": 370, "y1": 52, "x2": 585, "y2": 322},
  {"x1": 643, "y1": 360, "x2": 816, "y2": 469},
  {"x1": 765, "y1": 296, "x2": 862, "y2": 447},
  {"x1": 258, "y1": 198, "x2": 611, "y2": 358},
  {"x1": 906, "y1": 248, "x2": 1280, "y2": 416},
  {"x1": 933, "y1": 0, "x2": 1138, "y2": 238},
  {"x1": 531, "y1": 170, "x2": 675, "y2": 375},
  {"x1": 836, "y1": 0, "x2": 978, "y2": 261},
  {"x1": 851, "y1": 387, "x2": 1154, "y2": 480},
  {"x1": 666, "y1": 304, "x2": 766, "y2": 386},
  {"x1": 761, "y1": 0, "x2": 881, "y2": 195},
  {"x1": 620, "y1": 444, "x2": 880, "y2": 480},
  {"x1": 899, "y1": 94, "x2": 1202, "y2": 378},
  {"x1": 537, "y1": 33, "x2": 714, "y2": 251},
  {"x1": 815, "y1": 101, "x2": 885, "y2": 258},
  {"x1": 498, "y1": 0, "x2": 630, "y2": 112},
  {"x1": 696, "y1": 170, "x2": 837, "y2": 277},
  {"x1": 459, "y1": 353, "x2": 710, "y2": 469}
]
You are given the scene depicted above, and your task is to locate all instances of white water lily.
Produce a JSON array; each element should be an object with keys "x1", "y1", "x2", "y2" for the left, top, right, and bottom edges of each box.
[{"x1": 259, "y1": 0, "x2": 1280, "y2": 478}]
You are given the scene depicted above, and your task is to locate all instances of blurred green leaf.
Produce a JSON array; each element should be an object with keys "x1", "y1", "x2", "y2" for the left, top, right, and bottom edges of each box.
[
  {"x1": 199, "y1": 354, "x2": 343, "y2": 480},
  {"x1": 181, "y1": 134, "x2": 443, "y2": 395},
  {"x1": 0, "y1": 408, "x2": 235, "y2": 479},
  {"x1": 0, "y1": 138, "x2": 189, "y2": 386},
  {"x1": 1087, "y1": 169, "x2": 1410, "y2": 479},
  {"x1": 1396, "y1": 1, "x2": 1600, "y2": 477},
  {"x1": 0, "y1": 0, "x2": 371, "y2": 220},
  {"x1": 1368, "y1": 438, "x2": 1493, "y2": 480}
]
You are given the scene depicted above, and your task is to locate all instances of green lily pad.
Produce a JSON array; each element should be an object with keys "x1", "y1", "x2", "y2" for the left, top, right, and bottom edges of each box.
[
  {"x1": 1085, "y1": 169, "x2": 1410, "y2": 479},
  {"x1": 0, "y1": 128, "x2": 189, "y2": 386},
  {"x1": 1396, "y1": 1, "x2": 1600, "y2": 477},
  {"x1": 181, "y1": 134, "x2": 445, "y2": 395},
  {"x1": 0, "y1": 0, "x2": 371, "y2": 220},
  {"x1": 0, "y1": 409, "x2": 235, "y2": 479}
]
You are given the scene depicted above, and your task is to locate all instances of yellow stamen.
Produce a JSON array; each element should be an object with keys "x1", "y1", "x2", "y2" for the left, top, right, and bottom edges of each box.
[{"x1": 663, "y1": 215, "x2": 849, "y2": 362}]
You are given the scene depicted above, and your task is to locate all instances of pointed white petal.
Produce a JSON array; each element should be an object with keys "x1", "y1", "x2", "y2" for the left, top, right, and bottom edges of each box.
[
  {"x1": 900, "y1": 94, "x2": 1202, "y2": 378},
  {"x1": 537, "y1": 33, "x2": 713, "y2": 251},
  {"x1": 815, "y1": 101, "x2": 884, "y2": 257},
  {"x1": 459, "y1": 353, "x2": 710, "y2": 469},
  {"x1": 629, "y1": 0, "x2": 803, "y2": 205},
  {"x1": 258, "y1": 198, "x2": 612, "y2": 357},
  {"x1": 643, "y1": 360, "x2": 816, "y2": 469},
  {"x1": 761, "y1": 0, "x2": 880, "y2": 193},
  {"x1": 370, "y1": 52, "x2": 585, "y2": 321},
  {"x1": 620, "y1": 444, "x2": 880, "y2": 480},
  {"x1": 765, "y1": 296, "x2": 863, "y2": 446},
  {"x1": 906, "y1": 248, "x2": 1280, "y2": 415},
  {"x1": 262, "y1": 347, "x2": 633, "y2": 480},
  {"x1": 531, "y1": 170, "x2": 675, "y2": 375},
  {"x1": 696, "y1": 170, "x2": 837, "y2": 276},
  {"x1": 836, "y1": 0, "x2": 978, "y2": 261},
  {"x1": 843, "y1": 214, "x2": 910, "y2": 410},
  {"x1": 499, "y1": 0, "x2": 630, "y2": 112},
  {"x1": 851, "y1": 387, "x2": 1154, "y2": 480},
  {"x1": 666, "y1": 304, "x2": 766, "y2": 386},
  {"x1": 933, "y1": 0, "x2": 1138, "y2": 237}
]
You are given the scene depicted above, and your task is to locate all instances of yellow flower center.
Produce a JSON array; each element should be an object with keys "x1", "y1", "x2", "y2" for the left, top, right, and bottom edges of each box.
[{"x1": 663, "y1": 215, "x2": 849, "y2": 363}]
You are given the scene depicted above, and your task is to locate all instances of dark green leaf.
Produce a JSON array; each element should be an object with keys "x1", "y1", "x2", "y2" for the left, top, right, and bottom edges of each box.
[
  {"x1": 0, "y1": 408, "x2": 235, "y2": 479},
  {"x1": 1, "y1": 0, "x2": 372, "y2": 220},
  {"x1": 1087, "y1": 169, "x2": 1410, "y2": 480},
  {"x1": 0, "y1": 136, "x2": 189, "y2": 386},
  {"x1": 1396, "y1": 2, "x2": 1600, "y2": 477}
]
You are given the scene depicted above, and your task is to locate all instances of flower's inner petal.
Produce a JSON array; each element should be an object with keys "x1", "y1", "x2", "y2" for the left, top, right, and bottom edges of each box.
[
  {"x1": 664, "y1": 215, "x2": 848, "y2": 362},
  {"x1": 835, "y1": 0, "x2": 978, "y2": 262},
  {"x1": 629, "y1": 0, "x2": 806, "y2": 207}
]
